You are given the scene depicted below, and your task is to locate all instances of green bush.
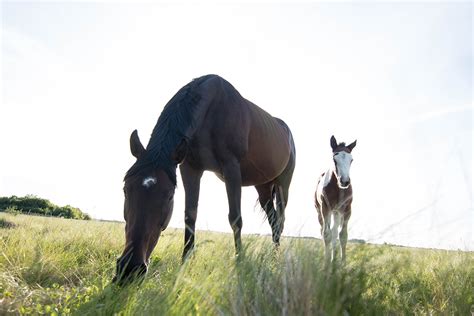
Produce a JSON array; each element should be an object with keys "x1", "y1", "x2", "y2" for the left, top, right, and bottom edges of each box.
[{"x1": 0, "y1": 195, "x2": 90, "y2": 220}]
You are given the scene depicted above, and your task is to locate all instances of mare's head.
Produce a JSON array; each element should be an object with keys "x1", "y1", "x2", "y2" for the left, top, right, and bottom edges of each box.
[
  {"x1": 330, "y1": 135, "x2": 356, "y2": 189},
  {"x1": 114, "y1": 130, "x2": 186, "y2": 283}
]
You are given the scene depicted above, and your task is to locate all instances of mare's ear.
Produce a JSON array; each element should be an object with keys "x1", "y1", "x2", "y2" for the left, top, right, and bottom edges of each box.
[
  {"x1": 330, "y1": 135, "x2": 338, "y2": 151},
  {"x1": 347, "y1": 140, "x2": 357, "y2": 152},
  {"x1": 172, "y1": 138, "x2": 188, "y2": 164},
  {"x1": 130, "y1": 130, "x2": 145, "y2": 159}
]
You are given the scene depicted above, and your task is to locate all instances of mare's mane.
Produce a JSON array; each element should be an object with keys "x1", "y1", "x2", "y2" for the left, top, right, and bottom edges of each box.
[{"x1": 125, "y1": 75, "x2": 214, "y2": 184}]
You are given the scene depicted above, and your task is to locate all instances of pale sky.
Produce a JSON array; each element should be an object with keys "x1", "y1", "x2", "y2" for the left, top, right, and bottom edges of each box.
[{"x1": 1, "y1": 2, "x2": 472, "y2": 250}]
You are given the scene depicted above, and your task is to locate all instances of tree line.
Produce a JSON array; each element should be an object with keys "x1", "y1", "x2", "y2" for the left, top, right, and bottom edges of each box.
[{"x1": 0, "y1": 195, "x2": 91, "y2": 220}]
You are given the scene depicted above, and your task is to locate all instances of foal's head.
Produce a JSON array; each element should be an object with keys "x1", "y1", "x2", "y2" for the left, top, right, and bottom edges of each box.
[{"x1": 330, "y1": 135, "x2": 356, "y2": 189}]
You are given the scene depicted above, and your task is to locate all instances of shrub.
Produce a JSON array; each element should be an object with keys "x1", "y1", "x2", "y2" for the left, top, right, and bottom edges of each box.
[{"x1": 0, "y1": 195, "x2": 90, "y2": 220}]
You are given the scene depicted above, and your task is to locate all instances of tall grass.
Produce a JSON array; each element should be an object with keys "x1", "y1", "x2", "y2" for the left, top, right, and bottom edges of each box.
[{"x1": 0, "y1": 213, "x2": 472, "y2": 315}]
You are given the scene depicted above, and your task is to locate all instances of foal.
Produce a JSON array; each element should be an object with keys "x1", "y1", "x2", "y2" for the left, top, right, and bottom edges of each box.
[{"x1": 315, "y1": 136, "x2": 356, "y2": 263}]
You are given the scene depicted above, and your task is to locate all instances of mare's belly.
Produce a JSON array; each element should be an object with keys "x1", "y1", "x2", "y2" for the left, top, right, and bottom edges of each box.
[
  {"x1": 239, "y1": 154, "x2": 289, "y2": 186},
  {"x1": 210, "y1": 157, "x2": 287, "y2": 186}
]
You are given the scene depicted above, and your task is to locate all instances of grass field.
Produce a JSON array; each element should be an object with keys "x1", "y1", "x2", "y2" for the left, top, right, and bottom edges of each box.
[{"x1": 0, "y1": 213, "x2": 473, "y2": 315}]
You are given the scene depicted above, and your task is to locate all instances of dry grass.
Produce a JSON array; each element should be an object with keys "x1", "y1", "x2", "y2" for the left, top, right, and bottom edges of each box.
[{"x1": 0, "y1": 213, "x2": 473, "y2": 315}]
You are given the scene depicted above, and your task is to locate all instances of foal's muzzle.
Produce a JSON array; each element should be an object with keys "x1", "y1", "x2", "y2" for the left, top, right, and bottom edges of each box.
[{"x1": 338, "y1": 178, "x2": 351, "y2": 189}]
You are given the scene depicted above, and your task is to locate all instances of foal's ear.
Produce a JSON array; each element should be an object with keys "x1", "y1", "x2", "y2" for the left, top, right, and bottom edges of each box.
[
  {"x1": 171, "y1": 138, "x2": 188, "y2": 164},
  {"x1": 130, "y1": 130, "x2": 145, "y2": 159},
  {"x1": 347, "y1": 140, "x2": 357, "y2": 152},
  {"x1": 330, "y1": 135, "x2": 338, "y2": 150}
]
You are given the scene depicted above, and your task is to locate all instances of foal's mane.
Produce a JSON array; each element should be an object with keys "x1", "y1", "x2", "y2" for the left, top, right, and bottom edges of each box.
[
  {"x1": 333, "y1": 142, "x2": 349, "y2": 153},
  {"x1": 125, "y1": 75, "x2": 213, "y2": 184}
]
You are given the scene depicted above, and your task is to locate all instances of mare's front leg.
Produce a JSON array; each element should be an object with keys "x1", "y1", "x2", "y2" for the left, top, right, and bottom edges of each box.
[
  {"x1": 222, "y1": 159, "x2": 243, "y2": 254},
  {"x1": 180, "y1": 163, "x2": 203, "y2": 262}
]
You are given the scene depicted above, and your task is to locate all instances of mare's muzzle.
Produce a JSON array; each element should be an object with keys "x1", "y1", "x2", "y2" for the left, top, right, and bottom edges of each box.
[{"x1": 113, "y1": 257, "x2": 147, "y2": 284}]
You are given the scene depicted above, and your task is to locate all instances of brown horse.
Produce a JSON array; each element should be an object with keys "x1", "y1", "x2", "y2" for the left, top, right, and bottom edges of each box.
[
  {"x1": 114, "y1": 74, "x2": 296, "y2": 282},
  {"x1": 315, "y1": 136, "x2": 356, "y2": 263}
]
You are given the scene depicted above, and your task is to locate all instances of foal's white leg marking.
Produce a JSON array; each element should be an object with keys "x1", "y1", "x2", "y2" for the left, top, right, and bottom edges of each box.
[
  {"x1": 331, "y1": 211, "x2": 342, "y2": 261},
  {"x1": 323, "y1": 211, "x2": 332, "y2": 262},
  {"x1": 318, "y1": 171, "x2": 338, "y2": 263},
  {"x1": 339, "y1": 219, "x2": 348, "y2": 263},
  {"x1": 142, "y1": 176, "x2": 157, "y2": 188}
]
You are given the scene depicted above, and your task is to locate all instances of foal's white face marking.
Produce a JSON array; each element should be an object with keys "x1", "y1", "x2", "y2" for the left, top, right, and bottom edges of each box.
[
  {"x1": 142, "y1": 176, "x2": 157, "y2": 188},
  {"x1": 333, "y1": 151, "x2": 353, "y2": 189}
]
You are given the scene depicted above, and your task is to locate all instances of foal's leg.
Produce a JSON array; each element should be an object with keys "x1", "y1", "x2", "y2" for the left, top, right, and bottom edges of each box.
[
  {"x1": 339, "y1": 208, "x2": 351, "y2": 263},
  {"x1": 222, "y1": 159, "x2": 243, "y2": 254},
  {"x1": 321, "y1": 207, "x2": 332, "y2": 263},
  {"x1": 180, "y1": 163, "x2": 203, "y2": 262},
  {"x1": 331, "y1": 212, "x2": 342, "y2": 261}
]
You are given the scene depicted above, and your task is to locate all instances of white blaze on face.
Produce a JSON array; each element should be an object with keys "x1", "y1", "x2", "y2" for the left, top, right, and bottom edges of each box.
[
  {"x1": 333, "y1": 151, "x2": 353, "y2": 188},
  {"x1": 142, "y1": 176, "x2": 157, "y2": 188}
]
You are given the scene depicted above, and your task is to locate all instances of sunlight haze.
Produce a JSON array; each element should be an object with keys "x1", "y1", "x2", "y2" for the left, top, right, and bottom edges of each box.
[{"x1": 1, "y1": 2, "x2": 472, "y2": 250}]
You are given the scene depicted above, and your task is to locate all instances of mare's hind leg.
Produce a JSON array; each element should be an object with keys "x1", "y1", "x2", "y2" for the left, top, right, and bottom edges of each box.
[
  {"x1": 274, "y1": 184, "x2": 289, "y2": 245},
  {"x1": 274, "y1": 150, "x2": 295, "y2": 245},
  {"x1": 222, "y1": 159, "x2": 243, "y2": 254},
  {"x1": 255, "y1": 183, "x2": 279, "y2": 245},
  {"x1": 180, "y1": 163, "x2": 203, "y2": 262}
]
